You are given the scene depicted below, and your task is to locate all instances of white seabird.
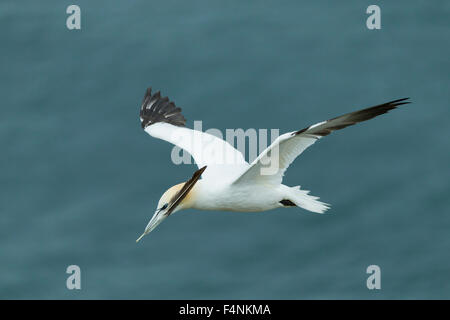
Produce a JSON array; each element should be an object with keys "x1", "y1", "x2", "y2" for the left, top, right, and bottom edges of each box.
[{"x1": 136, "y1": 87, "x2": 409, "y2": 241}]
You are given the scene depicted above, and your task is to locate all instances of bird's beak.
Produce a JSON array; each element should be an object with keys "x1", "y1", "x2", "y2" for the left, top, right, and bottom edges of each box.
[
  {"x1": 136, "y1": 209, "x2": 167, "y2": 242},
  {"x1": 135, "y1": 166, "x2": 207, "y2": 243},
  {"x1": 135, "y1": 232, "x2": 147, "y2": 243}
]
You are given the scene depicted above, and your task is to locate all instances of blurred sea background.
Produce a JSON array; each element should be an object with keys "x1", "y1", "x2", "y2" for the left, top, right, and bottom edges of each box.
[{"x1": 1, "y1": 0, "x2": 449, "y2": 299}]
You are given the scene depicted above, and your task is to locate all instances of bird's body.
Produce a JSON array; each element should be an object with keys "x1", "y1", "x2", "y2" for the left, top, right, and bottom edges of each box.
[
  {"x1": 187, "y1": 180, "x2": 289, "y2": 212},
  {"x1": 136, "y1": 87, "x2": 409, "y2": 241}
]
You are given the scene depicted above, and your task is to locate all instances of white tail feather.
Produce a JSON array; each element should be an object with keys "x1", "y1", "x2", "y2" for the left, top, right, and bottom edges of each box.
[{"x1": 288, "y1": 186, "x2": 330, "y2": 214}]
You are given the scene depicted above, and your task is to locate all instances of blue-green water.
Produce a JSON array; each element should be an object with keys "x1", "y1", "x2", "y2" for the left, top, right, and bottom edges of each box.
[{"x1": 1, "y1": 1, "x2": 449, "y2": 299}]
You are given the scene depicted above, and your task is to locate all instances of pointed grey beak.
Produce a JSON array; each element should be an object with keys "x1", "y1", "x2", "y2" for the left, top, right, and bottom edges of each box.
[
  {"x1": 136, "y1": 166, "x2": 207, "y2": 243},
  {"x1": 136, "y1": 210, "x2": 167, "y2": 242},
  {"x1": 135, "y1": 232, "x2": 147, "y2": 243}
]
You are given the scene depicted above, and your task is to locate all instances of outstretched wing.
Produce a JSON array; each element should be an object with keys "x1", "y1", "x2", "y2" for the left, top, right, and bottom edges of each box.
[
  {"x1": 232, "y1": 98, "x2": 410, "y2": 186},
  {"x1": 140, "y1": 87, "x2": 248, "y2": 180}
]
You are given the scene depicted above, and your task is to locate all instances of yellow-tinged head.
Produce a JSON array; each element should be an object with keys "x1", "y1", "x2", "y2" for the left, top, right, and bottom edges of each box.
[
  {"x1": 136, "y1": 166, "x2": 206, "y2": 242},
  {"x1": 156, "y1": 182, "x2": 197, "y2": 212}
]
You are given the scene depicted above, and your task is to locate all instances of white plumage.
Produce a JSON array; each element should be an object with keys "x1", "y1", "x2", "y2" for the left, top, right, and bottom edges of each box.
[{"x1": 136, "y1": 87, "x2": 409, "y2": 241}]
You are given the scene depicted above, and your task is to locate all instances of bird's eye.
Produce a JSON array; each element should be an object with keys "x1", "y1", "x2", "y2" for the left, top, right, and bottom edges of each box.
[{"x1": 161, "y1": 203, "x2": 168, "y2": 211}]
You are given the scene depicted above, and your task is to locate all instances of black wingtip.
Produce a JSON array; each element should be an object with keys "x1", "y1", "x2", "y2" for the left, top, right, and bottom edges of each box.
[
  {"x1": 295, "y1": 97, "x2": 411, "y2": 137},
  {"x1": 388, "y1": 97, "x2": 411, "y2": 107},
  {"x1": 198, "y1": 165, "x2": 207, "y2": 175},
  {"x1": 140, "y1": 87, "x2": 186, "y2": 129}
]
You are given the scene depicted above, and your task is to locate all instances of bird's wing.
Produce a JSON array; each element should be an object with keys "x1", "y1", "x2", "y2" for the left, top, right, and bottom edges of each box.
[
  {"x1": 140, "y1": 88, "x2": 248, "y2": 180},
  {"x1": 232, "y1": 98, "x2": 410, "y2": 186}
]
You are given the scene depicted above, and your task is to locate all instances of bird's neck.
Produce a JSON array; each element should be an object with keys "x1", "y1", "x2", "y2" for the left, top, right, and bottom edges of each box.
[{"x1": 177, "y1": 180, "x2": 202, "y2": 210}]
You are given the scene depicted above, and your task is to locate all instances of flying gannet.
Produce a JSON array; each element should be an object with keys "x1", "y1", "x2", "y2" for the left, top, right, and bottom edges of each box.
[{"x1": 136, "y1": 87, "x2": 409, "y2": 242}]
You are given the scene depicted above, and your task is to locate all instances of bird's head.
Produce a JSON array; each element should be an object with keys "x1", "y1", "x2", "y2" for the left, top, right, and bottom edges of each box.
[{"x1": 136, "y1": 166, "x2": 206, "y2": 242}]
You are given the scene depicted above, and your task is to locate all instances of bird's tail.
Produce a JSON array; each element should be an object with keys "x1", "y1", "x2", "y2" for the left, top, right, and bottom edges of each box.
[{"x1": 288, "y1": 186, "x2": 330, "y2": 214}]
